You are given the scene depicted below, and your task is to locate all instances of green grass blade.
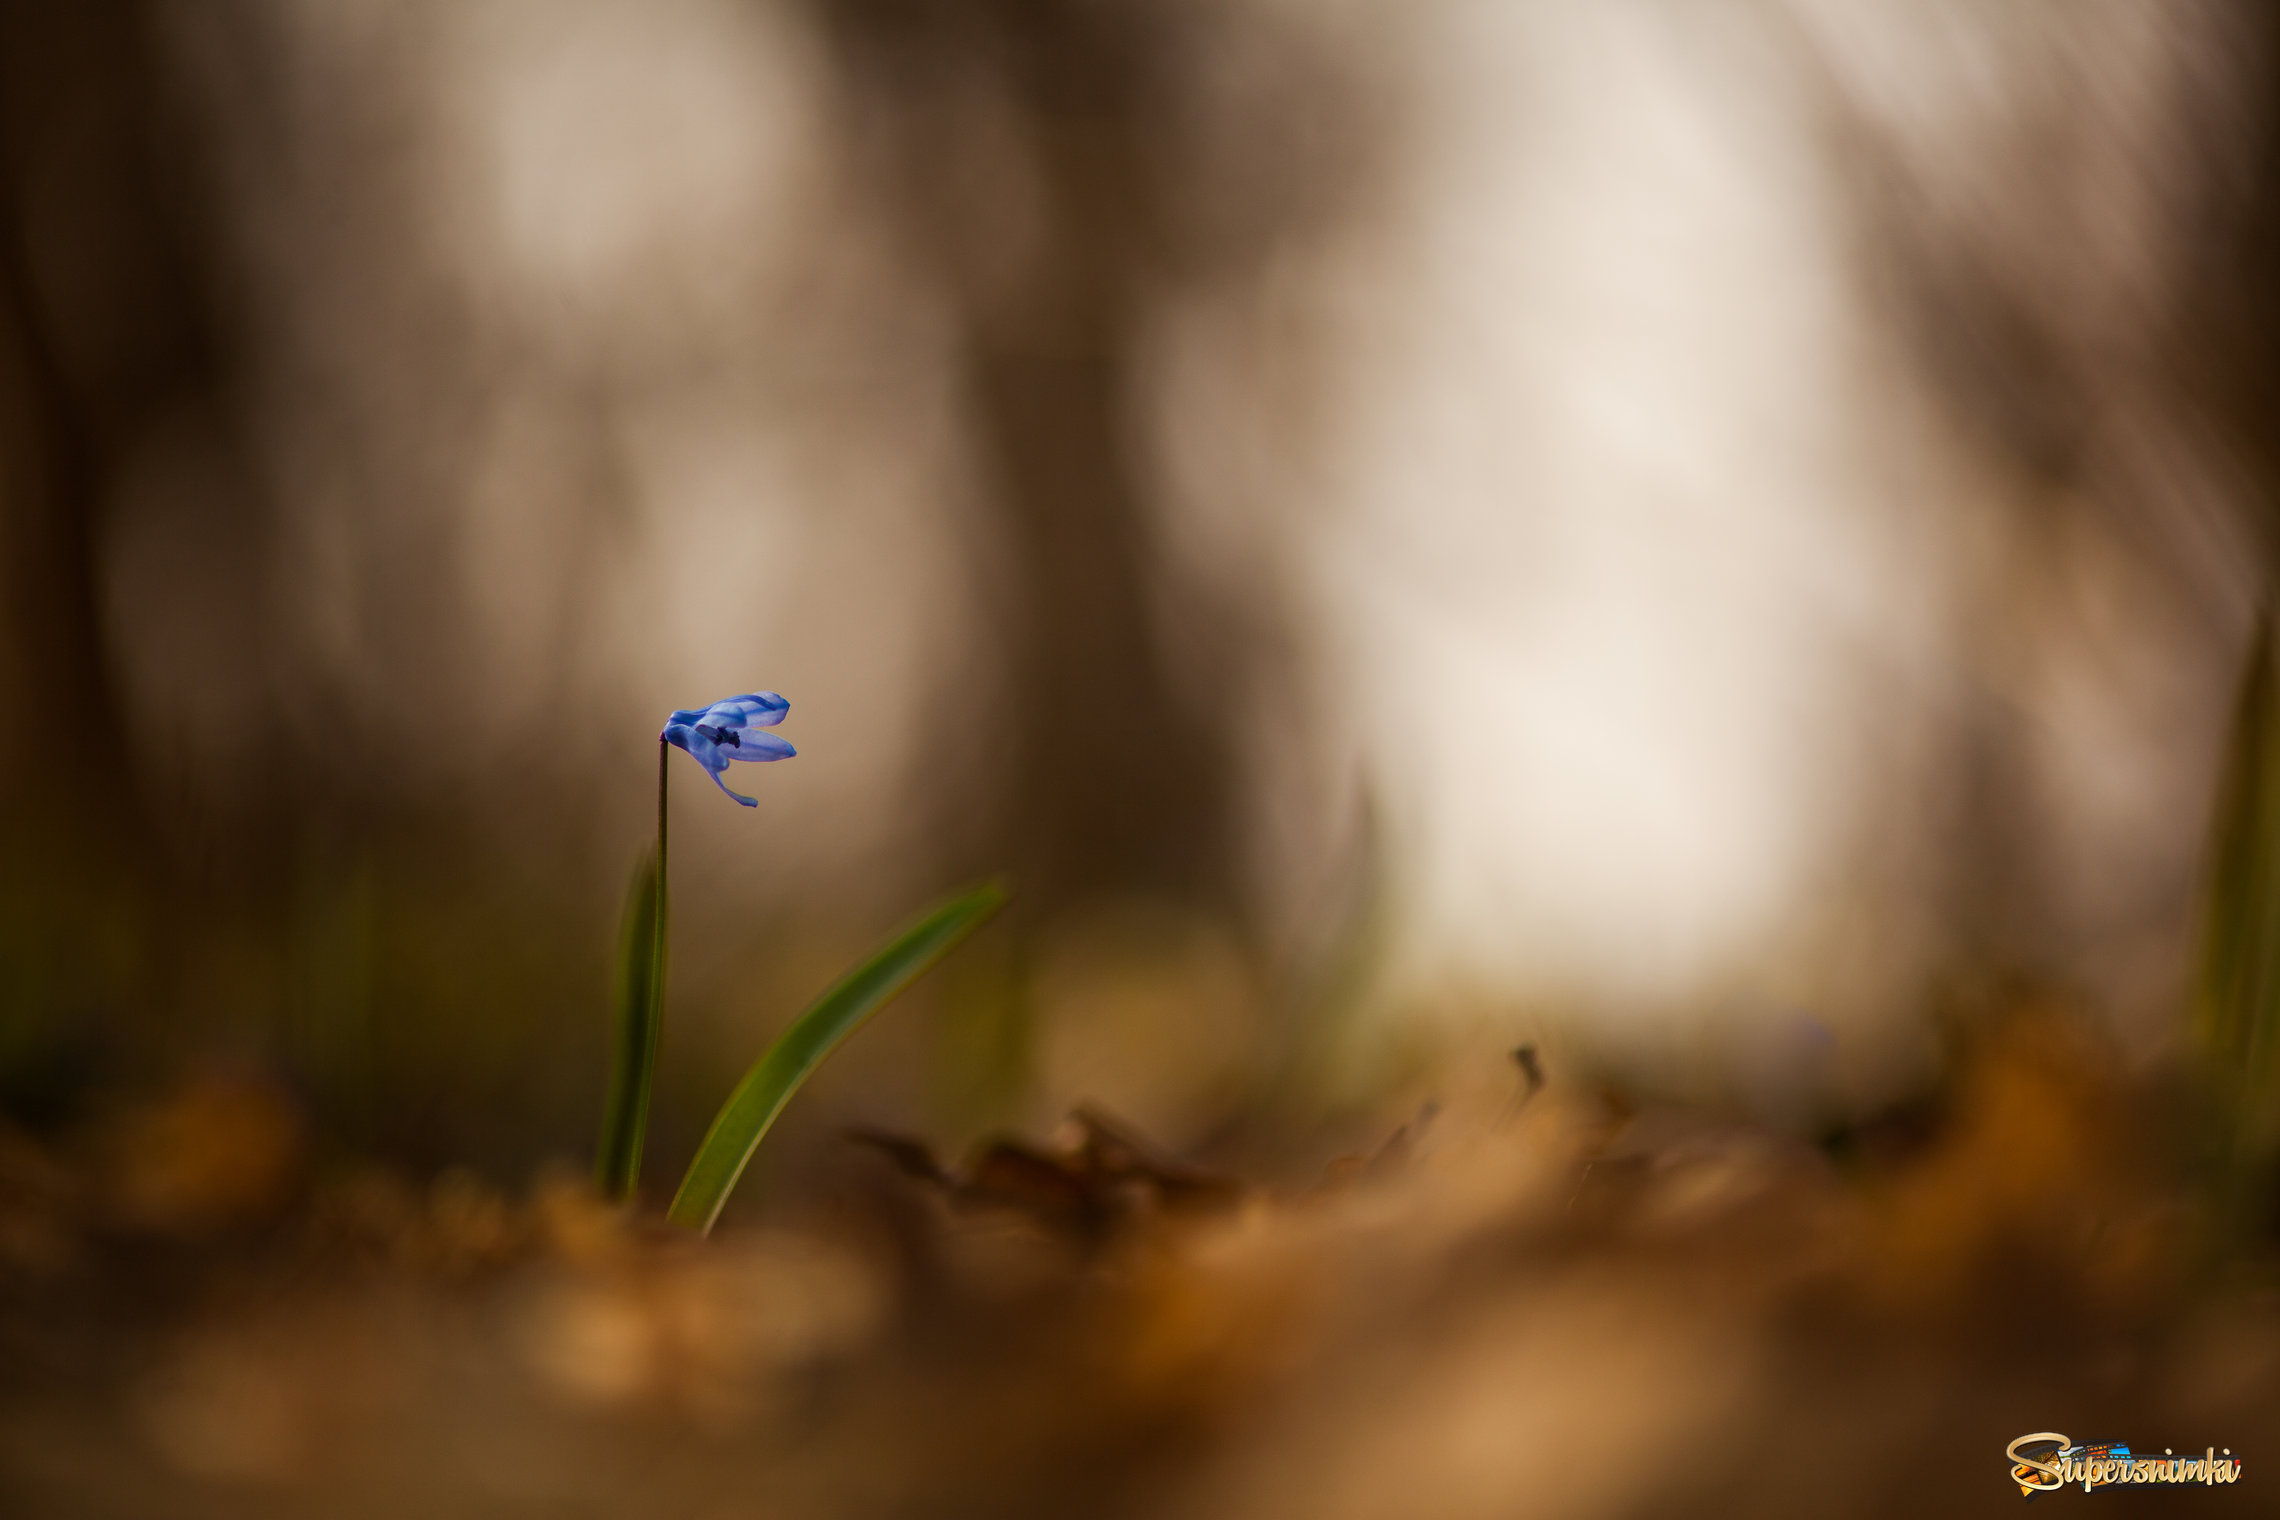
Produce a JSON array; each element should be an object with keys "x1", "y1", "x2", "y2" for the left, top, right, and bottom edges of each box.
[
  {"x1": 596, "y1": 851, "x2": 666, "y2": 1199},
  {"x1": 669, "y1": 880, "x2": 1007, "y2": 1234},
  {"x1": 2200, "y1": 608, "x2": 2280, "y2": 1222}
]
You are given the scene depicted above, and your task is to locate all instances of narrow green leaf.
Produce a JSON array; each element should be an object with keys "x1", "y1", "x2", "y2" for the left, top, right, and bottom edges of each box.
[
  {"x1": 596, "y1": 850, "x2": 666, "y2": 1199},
  {"x1": 2199, "y1": 608, "x2": 2280, "y2": 1217},
  {"x1": 669, "y1": 880, "x2": 1007, "y2": 1234}
]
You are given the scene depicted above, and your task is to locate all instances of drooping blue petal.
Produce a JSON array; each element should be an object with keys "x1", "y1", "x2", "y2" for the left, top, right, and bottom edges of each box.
[
  {"x1": 707, "y1": 770, "x2": 759, "y2": 806},
  {"x1": 662, "y1": 721, "x2": 722, "y2": 769},
  {"x1": 663, "y1": 724, "x2": 757, "y2": 806},
  {"x1": 719, "y1": 730, "x2": 794, "y2": 762}
]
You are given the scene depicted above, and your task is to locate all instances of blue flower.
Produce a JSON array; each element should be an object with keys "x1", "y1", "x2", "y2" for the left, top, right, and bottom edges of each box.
[{"x1": 661, "y1": 692, "x2": 795, "y2": 805}]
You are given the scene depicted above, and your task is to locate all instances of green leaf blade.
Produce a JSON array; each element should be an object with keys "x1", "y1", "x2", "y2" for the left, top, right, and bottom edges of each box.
[
  {"x1": 2199, "y1": 608, "x2": 2280, "y2": 1234},
  {"x1": 596, "y1": 851, "x2": 666, "y2": 1200},
  {"x1": 669, "y1": 880, "x2": 1007, "y2": 1235}
]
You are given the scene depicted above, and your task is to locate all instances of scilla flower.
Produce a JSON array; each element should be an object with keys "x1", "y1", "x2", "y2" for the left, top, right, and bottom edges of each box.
[
  {"x1": 661, "y1": 691, "x2": 795, "y2": 805},
  {"x1": 605, "y1": 680, "x2": 1000, "y2": 1222}
]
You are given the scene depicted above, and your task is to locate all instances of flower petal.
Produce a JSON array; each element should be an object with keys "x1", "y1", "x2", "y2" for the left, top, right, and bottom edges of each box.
[
  {"x1": 661, "y1": 722, "x2": 721, "y2": 768},
  {"x1": 707, "y1": 769, "x2": 759, "y2": 806},
  {"x1": 720, "y1": 730, "x2": 794, "y2": 762},
  {"x1": 702, "y1": 692, "x2": 789, "y2": 728},
  {"x1": 663, "y1": 723, "x2": 760, "y2": 805}
]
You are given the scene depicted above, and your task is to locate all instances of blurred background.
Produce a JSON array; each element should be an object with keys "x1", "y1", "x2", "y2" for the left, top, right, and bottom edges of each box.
[
  {"x1": 11, "y1": 5, "x2": 2280, "y2": 1517},
  {"x1": 1, "y1": 0, "x2": 2276, "y2": 1199}
]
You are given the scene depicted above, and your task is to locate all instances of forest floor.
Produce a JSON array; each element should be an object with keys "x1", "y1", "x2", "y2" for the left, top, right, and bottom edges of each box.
[{"x1": 2, "y1": 1007, "x2": 2274, "y2": 1519}]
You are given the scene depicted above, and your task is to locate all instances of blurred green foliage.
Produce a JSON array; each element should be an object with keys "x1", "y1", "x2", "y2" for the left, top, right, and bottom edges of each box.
[{"x1": 2198, "y1": 609, "x2": 2280, "y2": 1240}]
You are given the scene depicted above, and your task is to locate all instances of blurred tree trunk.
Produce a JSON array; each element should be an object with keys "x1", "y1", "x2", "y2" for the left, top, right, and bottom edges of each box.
[
  {"x1": 2191, "y1": 3, "x2": 2280, "y2": 548},
  {"x1": 1791, "y1": 0, "x2": 2280, "y2": 992},
  {"x1": 0, "y1": 2, "x2": 141, "y2": 843},
  {"x1": 0, "y1": 0, "x2": 266, "y2": 1094},
  {"x1": 812, "y1": 0, "x2": 1244, "y2": 917}
]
